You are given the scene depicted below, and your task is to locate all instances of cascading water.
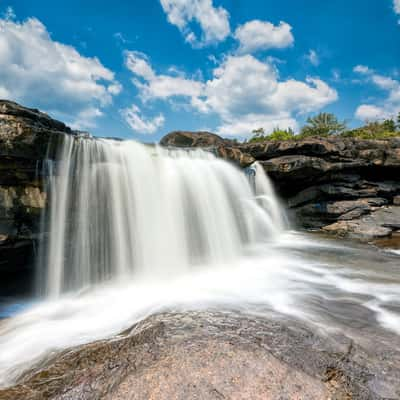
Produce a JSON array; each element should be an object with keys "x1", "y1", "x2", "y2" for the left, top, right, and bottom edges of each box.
[
  {"x1": 40, "y1": 135, "x2": 286, "y2": 297},
  {"x1": 2, "y1": 134, "x2": 400, "y2": 389}
]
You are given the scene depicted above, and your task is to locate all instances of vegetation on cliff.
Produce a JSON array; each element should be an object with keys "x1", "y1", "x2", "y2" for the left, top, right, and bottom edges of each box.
[{"x1": 248, "y1": 112, "x2": 400, "y2": 142}]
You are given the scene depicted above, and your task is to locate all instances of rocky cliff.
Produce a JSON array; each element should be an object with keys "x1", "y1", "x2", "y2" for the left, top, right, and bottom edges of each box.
[
  {"x1": 0, "y1": 100, "x2": 73, "y2": 294},
  {"x1": 162, "y1": 131, "x2": 400, "y2": 241}
]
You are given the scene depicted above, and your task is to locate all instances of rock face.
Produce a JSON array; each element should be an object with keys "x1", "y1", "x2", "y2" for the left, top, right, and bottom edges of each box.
[
  {"x1": 0, "y1": 100, "x2": 74, "y2": 293},
  {"x1": 161, "y1": 132, "x2": 400, "y2": 240},
  {"x1": 161, "y1": 131, "x2": 255, "y2": 167},
  {"x1": 1, "y1": 311, "x2": 399, "y2": 399},
  {"x1": 239, "y1": 137, "x2": 400, "y2": 239}
]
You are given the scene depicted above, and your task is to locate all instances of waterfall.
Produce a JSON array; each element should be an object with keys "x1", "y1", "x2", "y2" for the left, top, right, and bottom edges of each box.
[{"x1": 39, "y1": 135, "x2": 286, "y2": 297}]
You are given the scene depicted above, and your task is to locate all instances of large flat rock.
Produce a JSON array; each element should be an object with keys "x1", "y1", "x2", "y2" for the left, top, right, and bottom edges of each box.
[{"x1": 1, "y1": 311, "x2": 399, "y2": 399}]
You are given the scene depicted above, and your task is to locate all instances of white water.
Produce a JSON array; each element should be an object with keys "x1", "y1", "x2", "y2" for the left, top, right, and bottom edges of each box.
[
  {"x1": 39, "y1": 135, "x2": 286, "y2": 297},
  {"x1": 0, "y1": 136, "x2": 400, "y2": 388}
]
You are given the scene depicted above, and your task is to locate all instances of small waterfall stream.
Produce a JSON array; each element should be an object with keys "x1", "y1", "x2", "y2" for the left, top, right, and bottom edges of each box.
[{"x1": 39, "y1": 135, "x2": 286, "y2": 297}]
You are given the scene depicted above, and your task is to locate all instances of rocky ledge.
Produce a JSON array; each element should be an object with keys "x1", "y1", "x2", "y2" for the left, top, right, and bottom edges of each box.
[
  {"x1": 161, "y1": 131, "x2": 400, "y2": 241},
  {"x1": 0, "y1": 100, "x2": 75, "y2": 293},
  {"x1": 1, "y1": 311, "x2": 399, "y2": 399}
]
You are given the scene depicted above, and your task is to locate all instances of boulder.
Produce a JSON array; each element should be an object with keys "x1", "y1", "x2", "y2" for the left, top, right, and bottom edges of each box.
[
  {"x1": 1, "y1": 311, "x2": 399, "y2": 399},
  {"x1": 160, "y1": 131, "x2": 225, "y2": 148},
  {"x1": 160, "y1": 131, "x2": 255, "y2": 167},
  {"x1": 323, "y1": 206, "x2": 400, "y2": 239}
]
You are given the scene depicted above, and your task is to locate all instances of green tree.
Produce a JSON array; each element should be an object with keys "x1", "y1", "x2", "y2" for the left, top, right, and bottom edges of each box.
[
  {"x1": 382, "y1": 118, "x2": 396, "y2": 132},
  {"x1": 268, "y1": 127, "x2": 295, "y2": 141},
  {"x1": 397, "y1": 112, "x2": 400, "y2": 130},
  {"x1": 249, "y1": 127, "x2": 266, "y2": 142},
  {"x1": 300, "y1": 113, "x2": 346, "y2": 137}
]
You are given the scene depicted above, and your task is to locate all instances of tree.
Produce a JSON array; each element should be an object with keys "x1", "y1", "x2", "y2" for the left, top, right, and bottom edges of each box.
[
  {"x1": 251, "y1": 127, "x2": 265, "y2": 137},
  {"x1": 268, "y1": 127, "x2": 295, "y2": 141},
  {"x1": 397, "y1": 112, "x2": 400, "y2": 130},
  {"x1": 249, "y1": 127, "x2": 266, "y2": 143},
  {"x1": 300, "y1": 113, "x2": 346, "y2": 137},
  {"x1": 382, "y1": 118, "x2": 396, "y2": 132}
]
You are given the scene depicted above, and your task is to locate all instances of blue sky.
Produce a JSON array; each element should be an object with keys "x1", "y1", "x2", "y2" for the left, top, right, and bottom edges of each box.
[{"x1": 0, "y1": 0, "x2": 399, "y2": 141}]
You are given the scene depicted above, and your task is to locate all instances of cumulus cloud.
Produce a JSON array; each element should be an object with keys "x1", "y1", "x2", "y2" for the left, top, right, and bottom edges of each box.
[
  {"x1": 121, "y1": 105, "x2": 165, "y2": 134},
  {"x1": 306, "y1": 49, "x2": 320, "y2": 66},
  {"x1": 234, "y1": 20, "x2": 294, "y2": 54},
  {"x1": 159, "y1": 0, "x2": 230, "y2": 46},
  {"x1": 125, "y1": 51, "x2": 337, "y2": 137},
  {"x1": 125, "y1": 51, "x2": 203, "y2": 104},
  {"x1": 0, "y1": 14, "x2": 121, "y2": 129},
  {"x1": 202, "y1": 56, "x2": 337, "y2": 136},
  {"x1": 354, "y1": 66, "x2": 400, "y2": 121}
]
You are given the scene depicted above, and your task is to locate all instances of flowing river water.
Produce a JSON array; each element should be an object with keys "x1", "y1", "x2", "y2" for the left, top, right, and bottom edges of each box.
[{"x1": 0, "y1": 136, "x2": 399, "y2": 388}]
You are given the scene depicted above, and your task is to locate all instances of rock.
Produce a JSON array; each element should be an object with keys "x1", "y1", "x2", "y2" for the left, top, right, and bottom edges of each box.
[
  {"x1": 323, "y1": 206, "x2": 400, "y2": 240},
  {"x1": 160, "y1": 131, "x2": 226, "y2": 148},
  {"x1": 394, "y1": 195, "x2": 400, "y2": 205},
  {"x1": 160, "y1": 131, "x2": 255, "y2": 167},
  {"x1": 0, "y1": 100, "x2": 72, "y2": 160},
  {"x1": 159, "y1": 131, "x2": 400, "y2": 239},
  {"x1": 0, "y1": 100, "x2": 75, "y2": 294},
  {"x1": 294, "y1": 198, "x2": 389, "y2": 229},
  {"x1": 215, "y1": 145, "x2": 255, "y2": 168},
  {"x1": 1, "y1": 311, "x2": 399, "y2": 399}
]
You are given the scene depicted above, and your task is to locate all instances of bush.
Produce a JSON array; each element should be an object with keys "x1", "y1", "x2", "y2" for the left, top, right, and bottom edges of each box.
[
  {"x1": 247, "y1": 112, "x2": 400, "y2": 143},
  {"x1": 248, "y1": 127, "x2": 295, "y2": 142},
  {"x1": 299, "y1": 113, "x2": 346, "y2": 138}
]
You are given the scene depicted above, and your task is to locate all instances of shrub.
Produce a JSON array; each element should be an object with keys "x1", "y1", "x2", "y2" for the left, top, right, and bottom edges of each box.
[{"x1": 299, "y1": 113, "x2": 346, "y2": 138}]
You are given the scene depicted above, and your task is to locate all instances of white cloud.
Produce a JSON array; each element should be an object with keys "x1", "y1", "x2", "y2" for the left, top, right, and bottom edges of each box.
[
  {"x1": 216, "y1": 114, "x2": 298, "y2": 137},
  {"x1": 306, "y1": 49, "x2": 320, "y2": 66},
  {"x1": 196, "y1": 55, "x2": 337, "y2": 136},
  {"x1": 234, "y1": 20, "x2": 294, "y2": 54},
  {"x1": 0, "y1": 15, "x2": 121, "y2": 129},
  {"x1": 355, "y1": 104, "x2": 389, "y2": 121},
  {"x1": 121, "y1": 104, "x2": 164, "y2": 134},
  {"x1": 159, "y1": 0, "x2": 230, "y2": 47},
  {"x1": 354, "y1": 66, "x2": 400, "y2": 121},
  {"x1": 394, "y1": 0, "x2": 400, "y2": 14},
  {"x1": 125, "y1": 51, "x2": 337, "y2": 138},
  {"x1": 0, "y1": 86, "x2": 10, "y2": 98},
  {"x1": 353, "y1": 65, "x2": 371, "y2": 74},
  {"x1": 125, "y1": 51, "x2": 203, "y2": 104},
  {"x1": 70, "y1": 107, "x2": 103, "y2": 130}
]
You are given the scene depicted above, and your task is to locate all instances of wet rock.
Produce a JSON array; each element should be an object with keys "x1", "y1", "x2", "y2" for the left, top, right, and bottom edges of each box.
[
  {"x1": 323, "y1": 206, "x2": 400, "y2": 240},
  {"x1": 1, "y1": 311, "x2": 399, "y2": 399}
]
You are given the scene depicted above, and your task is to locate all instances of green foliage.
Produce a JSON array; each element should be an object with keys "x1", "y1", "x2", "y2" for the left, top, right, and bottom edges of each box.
[
  {"x1": 299, "y1": 113, "x2": 346, "y2": 138},
  {"x1": 248, "y1": 127, "x2": 294, "y2": 142},
  {"x1": 382, "y1": 119, "x2": 396, "y2": 132},
  {"x1": 246, "y1": 112, "x2": 400, "y2": 143},
  {"x1": 341, "y1": 120, "x2": 400, "y2": 139},
  {"x1": 268, "y1": 127, "x2": 295, "y2": 141}
]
